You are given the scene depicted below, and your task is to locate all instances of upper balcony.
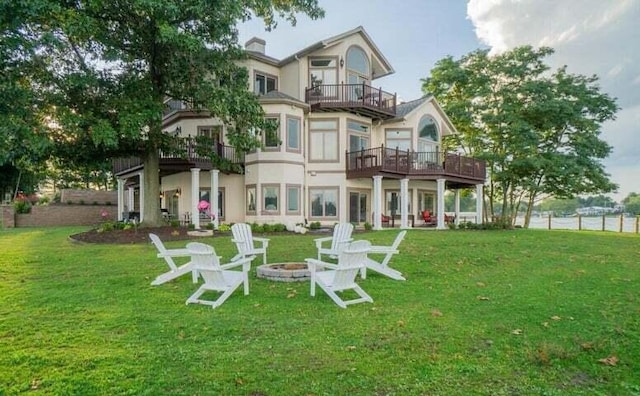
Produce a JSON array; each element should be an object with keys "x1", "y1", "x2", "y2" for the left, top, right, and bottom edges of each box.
[
  {"x1": 112, "y1": 138, "x2": 245, "y2": 176},
  {"x1": 346, "y1": 146, "x2": 486, "y2": 186},
  {"x1": 305, "y1": 83, "x2": 397, "y2": 120}
]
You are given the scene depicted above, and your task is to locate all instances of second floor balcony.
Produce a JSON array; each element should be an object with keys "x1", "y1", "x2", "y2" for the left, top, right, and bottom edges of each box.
[
  {"x1": 346, "y1": 146, "x2": 486, "y2": 185},
  {"x1": 305, "y1": 83, "x2": 397, "y2": 120},
  {"x1": 112, "y1": 137, "x2": 245, "y2": 176}
]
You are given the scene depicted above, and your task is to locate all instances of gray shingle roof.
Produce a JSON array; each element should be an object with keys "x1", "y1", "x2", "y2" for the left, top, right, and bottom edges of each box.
[{"x1": 394, "y1": 95, "x2": 433, "y2": 119}]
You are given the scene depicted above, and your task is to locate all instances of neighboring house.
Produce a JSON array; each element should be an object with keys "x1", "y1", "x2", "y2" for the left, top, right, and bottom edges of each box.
[{"x1": 112, "y1": 26, "x2": 486, "y2": 230}]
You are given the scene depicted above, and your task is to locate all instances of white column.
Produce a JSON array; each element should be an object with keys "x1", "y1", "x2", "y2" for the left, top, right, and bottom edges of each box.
[
  {"x1": 127, "y1": 186, "x2": 134, "y2": 217},
  {"x1": 191, "y1": 168, "x2": 201, "y2": 229},
  {"x1": 454, "y1": 189, "x2": 460, "y2": 225},
  {"x1": 211, "y1": 169, "x2": 220, "y2": 229},
  {"x1": 373, "y1": 175, "x2": 383, "y2": 230},
  {"x1": 138, "y1": 171, "x2": 144, "y2": 222},
  {"x1": 476, "y1": 183, "x2": 484, "y2": 225},
  {"x1": 117, "y1": 179, "x2": 124, "y2": 221},
  {"x1": 400, "y1": 178, "x2": 409, "y2": 229},
  {"x1": 436, "y1": 178, "x2": 446, "y2": 230}
]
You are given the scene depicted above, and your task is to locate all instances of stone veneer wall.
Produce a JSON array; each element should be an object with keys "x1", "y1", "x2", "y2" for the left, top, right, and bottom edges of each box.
[
  {"x1": 14, "y1": 204, "x2": 117, "y2": 227},
  {"x1": 1, "y1": 205, "x2": 15, "y2": 228},
  {"x1": 60, "y1": 189, "x2": 117, "y2": 205}
]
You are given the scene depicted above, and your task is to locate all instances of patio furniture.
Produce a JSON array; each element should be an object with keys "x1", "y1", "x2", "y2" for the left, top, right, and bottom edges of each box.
[
  {"x1": 360, "y1": 230, "x2": 407, "y2": 281},
  {"x1": 231, "y1": 223, "x2": 269, "y2": 265},
  {"x1": 185, "y1": 242, "x2": 253, "y2": 309},
  {"x1": 421, "y1": 210, "x2": 437, "y2": 226},
  {"x1": 149, "y1": 233, "x2": 196, "y2": 286},
  {"x1": 314, "y1": 222, "x2": 354, "y2": 261},
  {"x1": 305, "y1": 240, "x2": 373, "y2": 308}
]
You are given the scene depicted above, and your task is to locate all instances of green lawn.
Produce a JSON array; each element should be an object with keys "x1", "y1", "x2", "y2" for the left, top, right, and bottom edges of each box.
[{"x1": 1, "y1": 227, "x2": 639, "y2": 395}]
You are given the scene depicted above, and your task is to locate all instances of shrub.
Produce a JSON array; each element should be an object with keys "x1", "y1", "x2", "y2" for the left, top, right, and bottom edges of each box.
[
  {"x1": 364, "y1": 222, "x2": 372, "y2": 231},
  {"x1": 38, "y1": 196, "x2": 50, "y2": 205},
  {"x1": 14, "y1": 199, "x2": 32, "y2": 214},
  {"x1": 79, "y1": 200, "x2": 85, "y2": 205},
  {"x1": 105, "y1": 201, "x2": 112, "y2": 206},
  {"x1": 273, "y1": 223, "x2": 286, "y2": 232},
  {"x1": 205, "y1": 223, "x2": 214, "y2": 230},
  {"x1": 66, "y1": 200, "x2": 73, "y2": 205},
  {"x1": 170, "y1": 220, "x2": 180, "y2": 227},
  {"x1": 218, "y1": 223, "x2": 231, "y2": 232},
  {"x1": 309, "y1": 221, "x2": 321, "y2": 230},
  {"x1": 262, "y1": 223, "x2": 275, "y2": 232},
  {"x1": 252, "y1": 223, "x2": 264, "y2": 233},
  {"x1": 97, "y1": 221, "x2": 116, "y2": 232},
  {"x1": 187, "y1": 223, "x2": 195, "y2": 230}
]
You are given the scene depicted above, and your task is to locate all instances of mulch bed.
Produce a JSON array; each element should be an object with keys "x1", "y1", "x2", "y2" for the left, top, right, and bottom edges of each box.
[{"x1": 70, "y1": 226, "x2": 229, "y2": 244}]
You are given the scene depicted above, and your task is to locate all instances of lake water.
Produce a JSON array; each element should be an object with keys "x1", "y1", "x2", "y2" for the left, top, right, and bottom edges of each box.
[{"x1": 514, "y1": 215, "x2": 639, "y2": 234}]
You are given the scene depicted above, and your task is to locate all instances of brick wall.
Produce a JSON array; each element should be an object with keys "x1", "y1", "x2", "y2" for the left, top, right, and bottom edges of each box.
[
  {"x1": 14, "y1": 204, "x2": 117, "y2": 227},
  {"x1": 60, "y1": 189, "x2": 117, "y2": 205},
  {"x1": 1, "y1": 205, "x2": 15, "y2": 228}
]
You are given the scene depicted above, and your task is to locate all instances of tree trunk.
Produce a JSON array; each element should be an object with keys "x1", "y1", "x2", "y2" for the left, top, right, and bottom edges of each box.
[{"x1": 142, "y1": 147, "x2": 163, "y2": 227}]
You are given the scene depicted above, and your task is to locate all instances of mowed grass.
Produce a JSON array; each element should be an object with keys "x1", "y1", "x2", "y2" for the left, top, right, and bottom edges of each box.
[{"x1": 0, "y1": 227, "x2": 639, "y2": 395}]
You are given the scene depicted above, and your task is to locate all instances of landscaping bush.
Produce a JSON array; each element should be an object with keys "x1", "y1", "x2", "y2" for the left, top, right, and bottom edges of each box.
[
  {"x1": 13, "y1": 199, "x2": 31, "y2": 214},
  {"x1": 309, "y1": 221, "x2": 322, "y2": 230},
  {"x1": 364, "y1": 222, "x2": 372, "y2": 231},
  {"x1": 217, "y1": 223, "x2": 231, "y2": 232},
  {"x1": 272, "y1": 223, "x2": 286, "y2": 232}
]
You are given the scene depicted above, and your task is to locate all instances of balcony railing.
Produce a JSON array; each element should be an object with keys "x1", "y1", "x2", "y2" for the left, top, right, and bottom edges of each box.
[
  {"x1": 305, "y1": 83, "x2": 397, "y2": 119},
  {"x1": 346, "y1": 146, "x2": 486, "y2": 182},
  {"x1": 112, "y1": 138, "x2": 244, "y2": 175}
]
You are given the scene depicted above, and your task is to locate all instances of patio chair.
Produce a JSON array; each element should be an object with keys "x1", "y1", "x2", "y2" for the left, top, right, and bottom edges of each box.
[
  {"x1": 360, "y1": 230, "x2": 407, "y2": 281},
  {"x1": 421, "y1": 210, "x2": 437, "y2": 226},
  {"x1": 149, "y1": 233, "x2": 197, "y2": 286},
  {"x1": 230, "y1": 223, "x2": 269, "y2": 265},
  {"x1": 185, "y1": 242, "x2": 253, "y2": 309},
  {"x1": 305, "y1": 240, "x2": 373, "y2": 308},
  {"x1": 314, "y1": 222, "x2": 354, "y2": 261}
]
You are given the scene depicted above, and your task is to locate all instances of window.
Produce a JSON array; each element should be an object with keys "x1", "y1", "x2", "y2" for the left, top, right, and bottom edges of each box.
[
  {"x1": 418, "y1": 115, "x2": 439, "y2": 157},
  {"x1": 262, "y1": 185, "x2": 279, "y2": 213},
  {"x1": 385, "y1": 129, "x2": 412, "y2": 152},
  {"x1": 309, "y1": 119, "x2": 338, "y2": 161},
  {"x1": 255, "y1": 72, "x2": 277, "y2": 95},
  {"x1": 246, "y1": 185, "x2": 256, "y2": 214},
  {"x1": 346, "y1": 46, "x2": 370, "y2": 85},
  {"x1": 197, "y1": 125, "x2": 222, "y2": 145},
  {"x1": 386, "y1": 190, "x2": 412, "y2": 215},
  {"x1": 309, "y1": 57, "x2": 338, "y2": 88},
  {"x1": 348, "y1": 119, "x2": 370, "y2": 152},
  {"x1": 418, "y1": 190, "x2": 435, "y2": 213},
  {"x1": 197, "y1": 188, "x2": 225, "y2": 220},
  {"x1": 310, "y1": 188, "x2": 338, "y2": 218},
  {"x1": 286, "y1": 185, "x2": 301, "y2": 214},
  {"x1": 286, "y1": 116, "x2": 301, "y2": 152},
  {"x1": 263, "y1": 116, "x2": 280, "y2": 150}
]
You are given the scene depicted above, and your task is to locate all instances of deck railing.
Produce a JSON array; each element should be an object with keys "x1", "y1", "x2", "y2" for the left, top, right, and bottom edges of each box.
[
  {"x1": 346, "y1": 146, "x2": 486, "y2": 180},
  {"x1": 305, "y1": 83, "x2": 397, "y2": 116},
  {"x1": 112, "y1": 138, "x2": 244, "y2": 175}
]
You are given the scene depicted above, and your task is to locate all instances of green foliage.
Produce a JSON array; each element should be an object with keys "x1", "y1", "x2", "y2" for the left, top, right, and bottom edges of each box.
[
  {"x1": 13, "y1": 199, "x2": 31, "y2": 214},
  {"x1": 623, "y1": 193, "x2": 640, "y2": 215},
  {"x1": 424, "y1": 46, "x2": 618, "y2": 224},
  {"x1": 169, "y1": 220, "x2": 180, "y2": 228},
  {"x1": 1, "y1": 228, "x2": 639, "y2": 394},
  {"x1": 364, "y1": 222, "x2": 372, "y2": 231},
  {"x1": 539, "y1": 197, "x2": 580, "y2": 216},
  {"x1": 309, "y1": 221, "x2": 322, "y2": 230},
  {"x1": 251, "y1": 222, "x2": 264, "y2": 233},
  {"x1": 272, "y1": 223, "x2": 286, "y2": 232},
  {"x1": 217, "y1": 223, "x2": 231, "y2": 232}
]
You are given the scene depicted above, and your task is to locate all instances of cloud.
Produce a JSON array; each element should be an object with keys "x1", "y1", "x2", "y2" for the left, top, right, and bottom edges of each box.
[{"x1": 467, "y1": 0, "x2": 640, "y2": 199}]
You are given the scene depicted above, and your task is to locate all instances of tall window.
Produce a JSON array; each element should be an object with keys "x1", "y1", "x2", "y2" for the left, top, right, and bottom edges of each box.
[
  {"x1": 255, "y1": 72, "x2": 277, "y2": 95},
  {"x1": 418, "y1": 116, "x2": 439, "y2": 155},
  {"x1": 310, "y1": 188, "x2": 338, "y2": 218},
  {"x1": 309, "y1": 119, "x2": 338, "y2": 161},
  {"x1": 286, "y1": 185, "x2": 301, "y2": 214},
  {"x1": 286, "y1": 116, "x2": 301, "y2": 152},
  {"x1": 246, "y1": 185, "x2": 256, "y2": 214},
  {"x1": 385, "y1": 129, "x2": 412, "y2": 152},
  {"x1": 418, "y1": 191, "x2": 435, "y2": 213},
  {"x1": 197, "y1": 125, "x2": 222, "y2": 145},
  {"x1": 386, "y1": 190, "x2": 412, "y2": 215},
  {"x1": 198, "y1": 188, "x2": 225, "y2": 220},
  {"x1": 309, "y1": 58, "x2": 337, "y2": 88},
  {"x1": 263, "y1": 116, "x2": 280, "y2": 150},
  {"x1": 348, "y1": 119, "x2": 370, "y2": 152},
  {"x1": 262, "y1": 185, "x2": 279, "y2": 213},
  {"x1": 346, "y1": 46, "x2": 370, "y2": 85}
]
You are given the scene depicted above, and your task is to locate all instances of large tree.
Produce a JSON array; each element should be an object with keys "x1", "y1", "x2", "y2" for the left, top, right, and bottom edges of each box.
[
  {"x1": 423, "y1": 46, "x2": 618, "y2": 226},
  {"x1": 2, "y1": 0, "x2": 323, "y2": 226}
]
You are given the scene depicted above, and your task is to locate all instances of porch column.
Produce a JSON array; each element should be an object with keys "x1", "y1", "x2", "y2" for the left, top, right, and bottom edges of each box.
[
  {"x1": 127, "y1": 186, "x2": 134, "y2": 217},
  {"x1": 211, "y1": 169, "x2": 220, "y2": 229},
  {"x1": 191, "y1": 168, "x2": 201, "y2": 229},
  {"x1": 454, "y1": 189, "x2": 460, "y2": 226},
  {"x1": 475, "y1": 183, "x2": 484, "y2": 225},
  {"x1": 117, "y1": 178, "x2": 124, "y2": 221},
  {"x1": 372, "y1": 175, "x2": 383, "y2": 230},
  {"x1": 436, "y1": 178, "x2": 446, "y2": 230},
  {"x1": 138, "y1": 170, "x2": 144, "y2": 222},
  {"x1": 400, "y1": 178, "x2": 410, "y2": 229}
]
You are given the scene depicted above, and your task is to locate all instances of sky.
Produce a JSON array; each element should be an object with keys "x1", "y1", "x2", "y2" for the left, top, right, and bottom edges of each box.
[{"x1": 237, "y1": 0, "x2": 640, "y2": 202}]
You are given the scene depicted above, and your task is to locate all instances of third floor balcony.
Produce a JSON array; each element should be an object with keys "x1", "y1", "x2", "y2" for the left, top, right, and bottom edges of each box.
[{"x1": 305, "y1": 83, "x2": 397, "y2": 120}]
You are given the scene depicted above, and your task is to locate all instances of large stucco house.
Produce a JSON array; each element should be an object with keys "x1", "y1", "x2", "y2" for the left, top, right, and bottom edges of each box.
[{"x1": 113, "y1": 26, "x2": 486, "y2": 230}]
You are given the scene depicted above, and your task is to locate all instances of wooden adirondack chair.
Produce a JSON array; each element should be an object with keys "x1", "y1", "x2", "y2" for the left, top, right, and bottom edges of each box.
[
  {"x1": 314, "y1": 222, "x2": 354, "y2": 261},
  {"x1": 305, "y1": 240, "x2": 374, "y2": 308},
  {"x1": 149, "y1": 233, "x2": 197, "y2": 286},
  {"x1": 360, "y1": 230, "x2": 407, "y2": 281},
  {"x1": 185, "y1": 242, "x2": 254, "y2": 309},
  {"x1": 230, "y1": 223, "x2": 269, "y2": 265}
]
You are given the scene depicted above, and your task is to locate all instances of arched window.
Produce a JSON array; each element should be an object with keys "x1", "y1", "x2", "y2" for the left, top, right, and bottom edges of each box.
[
  {"x1": 418, "y1": 116, "x2": 439, "y2": 155},
  {"x1": 346, "y1": 46, "x2": 369, "y2": 85}
]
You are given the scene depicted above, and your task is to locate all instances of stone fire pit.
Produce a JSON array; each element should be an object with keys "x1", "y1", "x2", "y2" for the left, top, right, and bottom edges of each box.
[{"x1": 256, "y1": 262, "x2": 320, "y2": 282}]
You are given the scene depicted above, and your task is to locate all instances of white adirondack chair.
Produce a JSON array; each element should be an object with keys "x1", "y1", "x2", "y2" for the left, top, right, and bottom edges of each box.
[
  {"x1": 305, "y1": 240, "x2": 373, "y2": 308},
  {"x1": 231, "y1": 223, "x2": 269, "y2": 265},
  {"x1": 149, "y1": 233, "x2": 197, "y2": 286},
  {"x1": 314, "y1": 222, "x2": 354, "y2": 261},
  {"x1": 185, "y1": 242, "x2": 254, "y2": 309},
  {"x1": 360, "y1": 230, "x2": 407, "y2": 281}
]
